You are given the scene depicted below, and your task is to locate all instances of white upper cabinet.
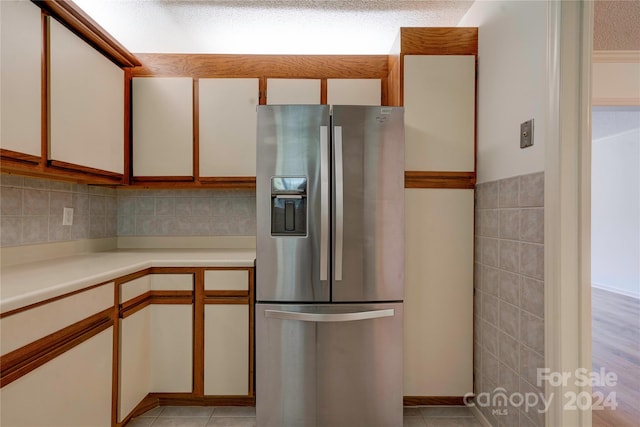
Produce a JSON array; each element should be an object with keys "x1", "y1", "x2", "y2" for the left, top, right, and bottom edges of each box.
[
  {"x1": 132, "y1": 77, "x2": 193, "y2": 177},
  {"x1": 404, "y1": 55, "x2": 475, "y2": 171},
  {"x1": 0, "y1": 0, "x2": 41, "y2": 156},
  {"x1": 267, "y1": 79, "x2": 321, "y2": 105},
  {"x1": 199, "y1": 78, "x2": 259, "y2": 177},
  {"x1": 327, "y1": 79, "x2": 381, "y2": 106},
  {"x1": 49, "y1": 18, "x2": 124, "y2": 173}
]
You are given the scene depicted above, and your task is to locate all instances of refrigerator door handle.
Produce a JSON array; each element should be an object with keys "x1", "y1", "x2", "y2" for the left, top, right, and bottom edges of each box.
[
  {"x1": 320, "y1": 126, "x2": 329, "y2": 282},
  {"x1": 334, "y1": 126, "x2": 344, "y2": 281},
  {"x1": 264, "y1": 309, "x2": 394, "y2": 322}
]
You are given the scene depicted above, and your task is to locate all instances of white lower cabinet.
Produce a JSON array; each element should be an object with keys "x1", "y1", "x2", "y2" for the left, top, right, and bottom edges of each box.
[
  {"x1": 150, "y1": 304, "x2": 193, "y2": 392},
  {"x1": 119, "y1": 307, "x2": 150, "y2": 423},
  {"x1": 118, "y1": 273, "x2": 193, "y2": 421},
  {"x1": 0, "y1": 328, "x2": 113, "y2": 427},
  {"x1": 204, "y1": 304, "x2": 249, "y2": 395},
  {"x1": 404, "y1": 188, "x2": 474, "y2": 396}
]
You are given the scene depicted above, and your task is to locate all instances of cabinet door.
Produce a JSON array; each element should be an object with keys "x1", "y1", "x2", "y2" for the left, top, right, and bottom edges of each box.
[
  {"x1": 49, "y1": 18, "x2": 124, "y2": 174},
  {"x1": 266, "y1": 79, "x2": 320, "y2": 105},
  {"x1": 199, "y1": 78, "x2": 259, "y2": 177},
  {"x1": 327, "y1": 79, "x2": 381, "y2": 106},
  {"x1": 150, "y1": 305, "x2": 193, "y2": 392},
  {"x1": 404, "y1": 55, "x2": 475, "y2": 171},
  {"x1": 204, "y1": 304, "x2": 249, "y2": 395},
  {"x1": 0, "y1": 328, "x2": 113, "y2": 427},
  {"x1": 0, "y1": 0, "x2": 41, "y2": 156},
  {"x1": 404, "y1": 188, "x2": 474, "y2": 396},
  {"x1": 119, "y1": 307, "x2": 150, "y2": 423},
  {"x1": 132, "y1": 77, "x2": 193, "y2": 177}
]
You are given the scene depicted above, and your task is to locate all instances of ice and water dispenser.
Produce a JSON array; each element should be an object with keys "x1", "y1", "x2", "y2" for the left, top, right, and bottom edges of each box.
[{"x1": 270, "y1": 177, "x2": 307, "y2": 236}]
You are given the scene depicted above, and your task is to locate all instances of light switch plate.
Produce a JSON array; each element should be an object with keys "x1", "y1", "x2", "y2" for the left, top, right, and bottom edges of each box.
[
  {"x1": 520, "y1": 119, "x2": 534, "y2": 149},
  {"x1": 63, "y1": 207, "x2": 74, "y2": 226}
]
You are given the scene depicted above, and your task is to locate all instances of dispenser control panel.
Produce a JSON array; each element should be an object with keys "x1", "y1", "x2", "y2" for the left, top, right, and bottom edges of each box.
[{"x1": 271, "y1": 177, "x2": 307, "y2": 236}]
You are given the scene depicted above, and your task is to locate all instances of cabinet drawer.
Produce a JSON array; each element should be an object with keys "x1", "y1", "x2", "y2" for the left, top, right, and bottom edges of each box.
[
  {"x1": 120, "y1": 274, "x2": 194, "y2": 304},
  {"x1": 204, "y1": 270, "x2": 249, "y2": 291},
  {"x1": 0, "y1": 283, "x2": 114, "y2": 356},
  {"x1": 120, "y1": 276, "x2": 151, "y2": 304},
  {"x1": 150, "y1": 274, "x2": 193, "y2": 291}
]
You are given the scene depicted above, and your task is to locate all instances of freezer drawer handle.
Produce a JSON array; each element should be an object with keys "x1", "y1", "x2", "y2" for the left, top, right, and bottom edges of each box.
[{"x1": 264, "y1": 309, "x2": 394, "y2": 322}]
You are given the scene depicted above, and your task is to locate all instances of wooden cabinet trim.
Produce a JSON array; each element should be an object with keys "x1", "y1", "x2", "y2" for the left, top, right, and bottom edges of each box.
[
  {"x1": 0, "y1": 307, "x2": 113, "y2": 388},
  {"x1": 399, "y1": 27, "x2": 478, "y2": 55},
  {"x1": 193, "y1": 78, "x2": 200, "y2": 183},
  {"x1": 149, "y1": 392, "x2": 255, "y2": 406},
  {"x1": 48, "y1": 160, "x2": 124, "y2": 181},
  {"x1": 132, "y1": 54, "x2": 389, "y2": 78},
  {"x1": 125, "y1": 178, "x2": 256, "y2": 189},
  {"x1": 193, "y1": 269, "x2": 205, "y2": 397},
  {"x1": 0, "y1": 149, "x2": 40, "y2": 166},
  {"x1": 33, "y1": 0, "x2": 140, "y2": 68},
  {"x1": 405, "y1": 171, "x2": 476, "y2": 189},
  {"x1": 204, "y1": 290, "x2": 249, "y2": 298},
  {"x1": 120, "y1": 291, "x2": 194, "y2": 319}
]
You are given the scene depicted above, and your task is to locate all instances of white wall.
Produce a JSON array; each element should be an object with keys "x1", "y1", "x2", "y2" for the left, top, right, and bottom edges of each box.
[
  {"x1": 458, "y1": 0, "x2": 547, "y2": 183},
  {"x1": 591, "y1": 108, "x2": 640, "y2": 298}
]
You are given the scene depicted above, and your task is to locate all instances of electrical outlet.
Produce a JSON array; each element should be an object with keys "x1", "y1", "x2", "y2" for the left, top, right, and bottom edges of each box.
[
  {"x1": 520, "y1": 119, "x2": 534, "y2": 148},
  {"x1": 63, "y1": 207, "x2": 74, "y2": 226}
]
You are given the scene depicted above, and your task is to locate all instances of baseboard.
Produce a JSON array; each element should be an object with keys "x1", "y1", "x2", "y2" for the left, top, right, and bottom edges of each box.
[
  {"x1": 121, "y1": 395, "x2": 160, "y2": 425},
  {"x1": 120, "y1": 393, "x2": 255, "y2": 426},
  {"x1": 469, "y1": 405, "x2": 494, "y2": 427},
  {"x1": 592, "y1": 282, "x2": 640, "y2": 300},
  {"x1": 403, "y1": 396, "x2": 465, "y2": 406},
  {"x1": 149, "y1": 393, "x2": 255, "y2": 406}
]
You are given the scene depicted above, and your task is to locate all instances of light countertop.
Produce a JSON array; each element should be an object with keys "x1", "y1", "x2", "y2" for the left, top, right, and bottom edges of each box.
[{"x1": 0, "y1": 249, "x2": 255, "y2": 314}]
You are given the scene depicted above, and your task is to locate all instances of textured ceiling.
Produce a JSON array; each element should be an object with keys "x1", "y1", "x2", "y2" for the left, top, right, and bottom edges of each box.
[
  {"x1": 73, "y1": 0, "x2": 474, "y2": 54},
  {"x1": 594, "y1": 0, "x2": 640, "y2": 50}
]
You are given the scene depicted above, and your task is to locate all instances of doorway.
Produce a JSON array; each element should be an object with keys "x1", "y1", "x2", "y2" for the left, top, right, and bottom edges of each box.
[{"x1": 591, "y1": 106, "x2": 640, "y2": 427}]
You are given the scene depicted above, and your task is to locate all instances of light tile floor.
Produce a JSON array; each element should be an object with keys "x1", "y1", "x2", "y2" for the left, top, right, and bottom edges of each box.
[
  {"x1": 127, "y1": 406, "x2": 256, "y2": 427},
  {"x1": 128, "y1": 405, "x2": 483, "y2": 427},
  {"x1": 404, "y1": 406, "x2": 483, "y2": 426}
]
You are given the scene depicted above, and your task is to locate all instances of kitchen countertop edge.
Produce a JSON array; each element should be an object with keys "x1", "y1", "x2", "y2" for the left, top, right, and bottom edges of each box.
[{"x1": 0, "y1": 249, "x2": 256, "y2": 315}]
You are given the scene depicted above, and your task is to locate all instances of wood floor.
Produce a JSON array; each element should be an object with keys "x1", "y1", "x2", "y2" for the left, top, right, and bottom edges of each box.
[{"x1": 591, "y1": 287, "x2": 640, "y2": 427}]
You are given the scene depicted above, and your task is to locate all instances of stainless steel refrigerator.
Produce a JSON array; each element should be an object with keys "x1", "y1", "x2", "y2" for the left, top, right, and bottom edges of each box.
[{"x1": 256, "y1": 105, "x2": 404, "y2": 427}]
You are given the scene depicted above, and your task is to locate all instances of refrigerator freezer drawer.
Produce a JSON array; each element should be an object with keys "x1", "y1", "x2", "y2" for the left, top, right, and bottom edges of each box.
[{"x1": 256, "y1": 303, "x2": 403, "y2": 427}]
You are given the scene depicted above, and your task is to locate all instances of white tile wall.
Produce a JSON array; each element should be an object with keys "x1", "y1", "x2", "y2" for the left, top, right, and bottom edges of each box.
[{"x1": 474, "y1": 172, "x2": 545, "y2": 427}]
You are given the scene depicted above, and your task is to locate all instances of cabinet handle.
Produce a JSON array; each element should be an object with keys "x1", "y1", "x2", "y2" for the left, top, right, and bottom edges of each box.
[
  {"x1": 320, "y1": 126, "x2": 329, "y2": 282},
  {"x1": 265, "y1": 309, "x2": 394, "y2": 323},
  {"x1": 334, "y1": 126, "x2": 344, "y2": 281}
]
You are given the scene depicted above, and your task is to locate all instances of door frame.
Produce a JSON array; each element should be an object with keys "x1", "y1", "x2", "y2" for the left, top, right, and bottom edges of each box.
[{"x1": 544, "y1": 1, "x2": 593, "y2": 426}]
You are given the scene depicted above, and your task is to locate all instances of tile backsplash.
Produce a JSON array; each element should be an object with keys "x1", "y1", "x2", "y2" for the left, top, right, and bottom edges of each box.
[
  {"x1": 1, "y1": 174, "x2": 116, "y2": 247},
  {"x1": 116, "y1": 188, "x2": 256, "y2": 237},
  {"x1": 474, "y1": 172, "x2": 545, "y2": 427},
  {"x1": 0, "y1": 174, "x2": 257, "y2": 247}
]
